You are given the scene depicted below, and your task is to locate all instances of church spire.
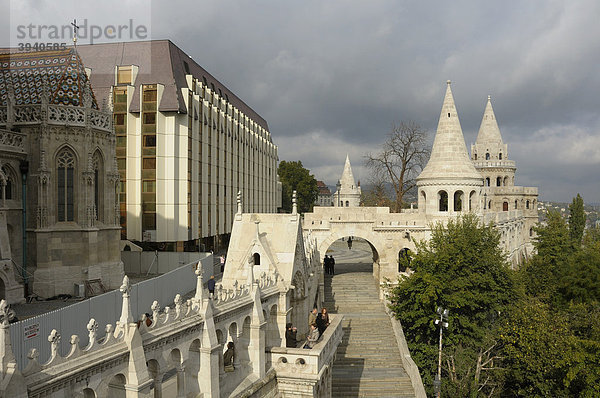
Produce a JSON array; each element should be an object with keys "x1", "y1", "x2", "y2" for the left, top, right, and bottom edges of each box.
[
  {"x1": 340, "y1": 154, "x2": 356, "y2": 188},
  {"x1": 417, "y1": 81, "x2": 481, "y2": 182},
  {"x1": 475, "y1": 95, "x2": 503, "y2": 145}
]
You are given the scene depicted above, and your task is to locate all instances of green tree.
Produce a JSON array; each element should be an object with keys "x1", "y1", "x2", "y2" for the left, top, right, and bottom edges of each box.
[
  {"x1": 277, "y1": 160, "x2": 318, "y2": 213},
  {"x1": 388, "y1": 214, "x2": 516, "y2": 396},
  {"x1": 568, "y1": 193, "x2": 586, "y2": 246}
]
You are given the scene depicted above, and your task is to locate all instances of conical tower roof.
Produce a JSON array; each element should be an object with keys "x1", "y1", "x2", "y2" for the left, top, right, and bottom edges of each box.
[
  {"x1": 340, "y1": 154, "x2": 356, "y2": 188},
  {"x1": 417, "y1": 81, "x2": 482, "y2": 182},
  {"x1": 476, "y1": 95, "x2": 503, "y2": 144}
]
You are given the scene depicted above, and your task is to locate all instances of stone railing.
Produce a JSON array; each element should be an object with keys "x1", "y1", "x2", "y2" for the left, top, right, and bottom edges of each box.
[
  {"x1": 0, "y1": 129, "x2": 27, "y2": 154},
  {"x1": 270, "y1": 313, "x2": 344, "y2": 396},
  {"x1": 0, "y1": 104, "x2": 113, "y2": 133},
  {"x1": 472, "y1": 160, "x2": 516, "y2": 169},
  {"x1": 383, "y1": 297, "x2": 427, "y2": 398}
]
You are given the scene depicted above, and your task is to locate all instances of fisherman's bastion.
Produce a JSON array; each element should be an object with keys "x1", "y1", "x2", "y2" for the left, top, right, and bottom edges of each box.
[{"x1": 0, "y1": 44, "x2": 537, "y2": 396}]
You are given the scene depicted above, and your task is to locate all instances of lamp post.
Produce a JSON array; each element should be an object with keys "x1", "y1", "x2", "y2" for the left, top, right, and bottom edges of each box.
[{"x1": 433, "y1": 307, "x2": 449, "y2": 398}]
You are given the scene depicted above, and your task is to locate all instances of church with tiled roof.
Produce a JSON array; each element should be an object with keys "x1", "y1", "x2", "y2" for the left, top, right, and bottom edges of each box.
[{"x1": 0, "y1": 48, "x2": 123, "y2": 302}]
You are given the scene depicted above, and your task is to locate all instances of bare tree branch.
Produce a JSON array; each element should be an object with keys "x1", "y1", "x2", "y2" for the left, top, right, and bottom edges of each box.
[{"x1": 364, "y1": 121, "x2": 429, "y2": 212}]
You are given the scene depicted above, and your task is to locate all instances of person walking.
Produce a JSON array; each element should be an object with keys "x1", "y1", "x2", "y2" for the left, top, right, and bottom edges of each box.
[
  {"x1": 304, "y1": 323, "x2": 320, "y2": 349},
  {"x1": 220, "y1": 255, "x2": 226, "y2": 273},
  {"x1": 347, "y1": 236, "x2": 353, "y2": 250},
  {"x1": 223, "y1": 341, "x2": 235, "y2": 372},
  {"x1": 285, "y1": 323, "x2": 298, "y2": 348},
  {"x1": 330, "y1": 256, "x2": 335, "y2": 275},
  {"x1": 208, "y1": 275, "x2": 216, "y2": 298},
  {"x1": 316, "y1": 307, "x2": 330, "y2": 336}
]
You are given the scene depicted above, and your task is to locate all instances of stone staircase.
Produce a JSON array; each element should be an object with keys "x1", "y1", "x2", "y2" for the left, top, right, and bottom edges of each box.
[{"x1": 325, "y1": 269, "x2": 415, "y2": 397}]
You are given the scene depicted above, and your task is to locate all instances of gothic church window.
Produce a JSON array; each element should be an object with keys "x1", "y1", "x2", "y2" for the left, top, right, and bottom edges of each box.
[
  {"x1": 93, "y1": 151, "x2": 104, "y2": 222},
  {"x1": 57, "y1": 148, "x2": 76, "y2": 222},
  {"x1": 253, "y1": 253, "x2": 260, "y2": 265},
  {"x1": 485, "y1": 153, "x2": 490, "y2": 160},
  {"x1": 496, "y1": 177, "x2": 502, "y2": 187},
  {"x1": 503, "y1": 201, "x2": 508, "y2": 211},
  {"x1": 485, "y1": 177, "x2": 490, "y2": 186}
]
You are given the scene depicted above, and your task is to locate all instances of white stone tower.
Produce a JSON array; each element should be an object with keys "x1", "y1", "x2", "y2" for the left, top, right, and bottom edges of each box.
[
  {"x1": 333, "y1": 154, "x2": 361, "y2": 207},
  {"x1": 470, "y1": 95, "x2": 516, "y2": 190},
  {"x1": 417, "y1": 81, "x2": 483, "y2": 214}
]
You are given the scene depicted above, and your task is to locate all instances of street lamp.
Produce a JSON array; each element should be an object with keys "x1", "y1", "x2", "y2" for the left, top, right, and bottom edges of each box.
[{"x1": 433, "y1": 307, "x2": 449, "y2": 398}]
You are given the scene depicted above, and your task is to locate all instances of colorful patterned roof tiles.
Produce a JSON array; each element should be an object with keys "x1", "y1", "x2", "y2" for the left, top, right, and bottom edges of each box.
[{"x1": 0, "y1": 49, "x2": 98, "y2": 108}]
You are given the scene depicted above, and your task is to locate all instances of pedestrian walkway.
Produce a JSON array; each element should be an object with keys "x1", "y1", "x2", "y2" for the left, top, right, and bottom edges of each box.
[{"x1": 325, "y1": 240, "x2": 415, "y2": 397}]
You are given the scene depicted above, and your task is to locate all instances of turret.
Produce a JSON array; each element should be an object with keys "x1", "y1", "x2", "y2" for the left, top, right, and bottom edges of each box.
[{"x1": 416, "y1": 81, "x2": 483, "y2": 214}]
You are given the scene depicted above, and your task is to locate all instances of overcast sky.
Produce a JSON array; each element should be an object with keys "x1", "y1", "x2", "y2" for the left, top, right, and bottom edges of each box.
[{"x1": 2, "y1": 0, "x2": 600, "y2": 203}]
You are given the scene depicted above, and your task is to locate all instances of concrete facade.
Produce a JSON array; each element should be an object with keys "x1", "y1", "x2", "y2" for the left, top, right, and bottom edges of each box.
[{"x1": 77, "y1": 41, "x2": 282, "y2": 252}]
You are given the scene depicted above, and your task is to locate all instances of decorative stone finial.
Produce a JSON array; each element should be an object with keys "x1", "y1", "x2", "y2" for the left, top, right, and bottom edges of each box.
[
  {"x1": 237, "y1": 191, "x2": 242, "y2": 214},
  {"x1": 292, "y1": 190, "x2": 297, "y2": 214},
  {"x1": 447, "y1": 80, "x2": 451, "y2": 85},
  {"x1": 488, "y1": 95, "x2": 491, "y2": 101},
  {"x1": 119, "y1": 275, "x2": 133, "y2": 325}
]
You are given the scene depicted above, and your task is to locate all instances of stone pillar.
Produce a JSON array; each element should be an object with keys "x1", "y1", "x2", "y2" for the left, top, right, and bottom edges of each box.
[
  {"x1": 175, "y1": 365, "x2": 185, "y2": 398},
  {"x1": 199, "y1": 299, "x2": 220, "y2": 398},
  {"x1": 249, "y1": 282, "x2": 266, "y2": 377},
  {"x1": 277, "y1": 290, "x2": 290, "y2": 347}
]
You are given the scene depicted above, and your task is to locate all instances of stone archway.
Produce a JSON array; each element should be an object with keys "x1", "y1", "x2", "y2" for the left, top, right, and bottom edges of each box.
[{"x1": 318, "y1": 231, "x2": 385, "y2": 283}]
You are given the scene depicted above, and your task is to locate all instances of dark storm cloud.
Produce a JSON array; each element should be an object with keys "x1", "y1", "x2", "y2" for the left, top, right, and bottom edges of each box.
[{"x1": 4, "y1": 1, "x2": 599, "y2": 202}]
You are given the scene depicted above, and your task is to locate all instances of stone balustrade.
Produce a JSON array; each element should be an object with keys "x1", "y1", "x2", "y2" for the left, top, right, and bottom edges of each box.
[
  {"x1": 270, "y1": 313, "x2": 344, "y2": 397},
  {"x1": 0, "y1": 104, "x2": 113, "y2": 133},
  {"x1": 0, "y1": 129, "x2": 27, "y2": 154}
]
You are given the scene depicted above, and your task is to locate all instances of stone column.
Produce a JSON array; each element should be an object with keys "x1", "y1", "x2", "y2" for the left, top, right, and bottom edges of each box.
[
  {"x1": 249, "y1": 282, "x2": 266, "y2": 377},
  {"x1": 175, "y1": 365, "x2": 185, "y2": 398}
]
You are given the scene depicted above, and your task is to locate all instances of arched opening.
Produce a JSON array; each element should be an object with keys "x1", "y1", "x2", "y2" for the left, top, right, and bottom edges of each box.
[
  {"x1": 503, "y1": 201, "x2": 509, "y2": 211},
  {"x1": 216, "y1": 329, "x2": 225, "y2": 372},
  {"x1": 0, "y1": 278, "x2": 5, "y2": 301},
  {"x1": 266, "y1": 304, "x2": 280, "y2": 348},
  {"x1": 186, "y1": 339, "x2": 201, "y2": 396},
  {"x1": 238, "y1": 317, "x2": 251, "y2": 369},
  {"x1": 530, "y1": 228, "x2": 534, "y2": 237},
  {"x1": 169, "y1": 349, "x2": 184, "y2": 398},
  {"x1": 454, "y1": 191, "x2": 463, "y2": 212},
  {"x1": 514, "y1": 200, "x2": 518, "y2": 209},
  {"x1": 473, "y1": 153, "x2": 477, "y2": 160},
  {"x1": 83, "y1": 388, "x2": 96, "y2": 398},
  {"x1": 485, "y1": 153, "x2": 490, "y2": 160},
  {"x1": 469, "y1": 191, "x2": 476, "y2": 211},
  {"x1": 485, "y1": 177, "x2": 490, "y2": 187},
  {"x1": 107, "y1": 374, "x2": 127, "y2": 398},
  {"x1": 345, "y1": 200, "x2": 349, "y2": 207},
  {"x1": 488, "y1": 200, "x2": 492, "y2": 210},
  {"x1": 438, "y1": 191, "x2": 448, "y2": 212},
  {"x1": 504, "y1": 176, "x2": 509, "y2": 186},
  {"x1": 147, "y1": 359, "x2": 162, "y2": 398},
  {"x1": 253, "y1": 252, "x2": 260, "y2": 265},
  {"x1": 398, "y1": 248, "x2": 411, "y2": 272},
  {"x1": 228, "y1": 323, "x2": 239, "y2": 368},
  {"x1": 420, "y1": 190, "x2": 426, "y2": 212},
  {"x1": 499, "y1": 153, "x2": 503, "y2": 160},
  {"x1": 496, "y1": 177, "x2": 502, "y2": 187},
  {"x1": 526, "y1": 200, "x2": 530, "y2": 209}
]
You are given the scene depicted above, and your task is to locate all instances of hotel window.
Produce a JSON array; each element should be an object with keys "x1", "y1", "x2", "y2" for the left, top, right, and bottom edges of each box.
[
  {"x1": 117, "y1": 66, "x2": 132, "y2": 85},
  {"x1": 142, "y1": 84, "x2": 157, "y2": 232},
  {"x1": 113, "y1": 86, "x2": 128, "y2": 236}
]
